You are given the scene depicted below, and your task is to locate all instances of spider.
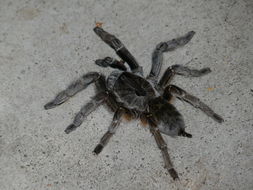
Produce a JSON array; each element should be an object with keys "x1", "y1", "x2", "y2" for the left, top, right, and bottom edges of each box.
[{"x1": 44, "y1": 25, "x2": 224, "y2": 180}]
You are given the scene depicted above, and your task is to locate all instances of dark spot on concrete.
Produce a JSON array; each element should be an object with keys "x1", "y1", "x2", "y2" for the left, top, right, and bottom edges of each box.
[
  {"x1": 60, "y1": 23, "x2": 69, "y2": 34},
  {"x1": 17, "y1": 8, "x2": 40, "y2": 20}
]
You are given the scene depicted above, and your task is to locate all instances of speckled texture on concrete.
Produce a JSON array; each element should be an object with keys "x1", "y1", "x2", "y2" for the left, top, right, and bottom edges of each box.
[{"x1": 0, "y1": 0, "x2": 252, "y2": 189}]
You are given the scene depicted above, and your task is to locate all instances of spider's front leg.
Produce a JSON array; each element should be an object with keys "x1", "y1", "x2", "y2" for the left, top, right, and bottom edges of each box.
[
  {"x1": 95, "y1": 57, "x2": 127, "y2": 71},
  {"x1": 147, "y1": 31, "x2": 196, "y2": 82},
  {"x1": 165, "y1": 85, "x2": 224, "y2": 123},
  {"x1": 93, "y1": 26, "x2": 143, "y2": 75},
  {"x1": 44, "y1": 72, "x2": 101, "y2": 109},
  {"x1": 93, "y1": 107, "x2": 125, "y2": 154},
  {"x1": 145, "y1": 114, "x2": 179, "y2": 180}
]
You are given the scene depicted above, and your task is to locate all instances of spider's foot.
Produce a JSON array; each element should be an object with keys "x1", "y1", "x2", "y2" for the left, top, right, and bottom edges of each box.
[
  {"x1": 200, "y1": 67, "x2": 212, "y2": 75},
  {"x1": 213, "y1": 113, "x2": 224, "y2": 123},
  {"x1": 95, "y1": 57, "x2": 113, "y2": 67},
  {"x1": 168, "y1": 168, "x2": 179, "y2": 180},
  {"x1": 93, "y1": 144, "x2": 104, "y2": 155},
  {"x1": 186, "y1": 31, "x2": 196, "y2": 41},
  {"x1": 93, "y1": 26, "x2": 105, "y2": 37},
  {"x1": 64, "y1": 124, "x2": 78, "y2": 134},
  {"x1": 44, "y1": 102, "x2": 57, "y2": 110}
]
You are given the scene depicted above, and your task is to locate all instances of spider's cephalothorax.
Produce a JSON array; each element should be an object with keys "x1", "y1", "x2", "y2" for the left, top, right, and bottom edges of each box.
[
  {"x1": 44, "y1": 26, "x2": 224, "y2": 180},
  {"x1": 109, "y1": 71, "x2": 156, "y2": 111}
]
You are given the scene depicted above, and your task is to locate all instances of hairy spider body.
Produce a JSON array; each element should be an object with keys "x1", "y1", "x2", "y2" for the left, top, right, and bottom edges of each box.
[
  {"x1": 44, "y1": 26, "x2": 224, "y2": 180},
  {"x1": 109, "y1": 71, "x2": 156, "y2": 110}
]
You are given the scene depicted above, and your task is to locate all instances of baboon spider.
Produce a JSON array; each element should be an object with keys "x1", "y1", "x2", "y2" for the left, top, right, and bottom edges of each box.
[{"x1": 44, "y1": 25, "x2": 224, "y2": 180}]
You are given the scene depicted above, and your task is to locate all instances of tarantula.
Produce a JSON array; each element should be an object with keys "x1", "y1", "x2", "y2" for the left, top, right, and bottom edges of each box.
[{"x1": 44, "y1": 25, "x2": 224, "y2": 180}]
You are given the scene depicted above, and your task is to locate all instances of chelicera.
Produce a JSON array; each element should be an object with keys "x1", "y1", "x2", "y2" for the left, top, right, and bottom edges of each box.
[{"x1": 44, "y1": 25, "x2": 224, "y2": 180}]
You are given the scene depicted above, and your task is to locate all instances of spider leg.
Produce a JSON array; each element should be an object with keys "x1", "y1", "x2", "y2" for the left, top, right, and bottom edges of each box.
[
  {"x1": 93, "y1": 107, "x2": 124, "y2": 154},
  {"x1": 93, "y1": 26, "x2": 143, "y2": 75},
  {"x1": 105, "y1": 92, "x2": 120, "y2": 112},
  {"x1": 94, "y1": 74, "x2": 107, "y2": 93},
  {"x1": 146, "y1": 114, "x2": 179, "y2": 180},
  {"x1": 158, "y1": 65, "x2": 211, "y2": 88},
  {"x1": 64, "y1": 92, "x2": 108, "y2": 134},
  {"x1": 147, "y1": 31, "x2": 196, "y2": 82},
  {"x1": 44, "y1": 72, "x2": 101, "y2": 110},
  {"x1": 95, "y1": 57, "x2": 127, "y2": 71},
  {"x1": 166, "y1": 85, "x2": 224, "y2": 123}
]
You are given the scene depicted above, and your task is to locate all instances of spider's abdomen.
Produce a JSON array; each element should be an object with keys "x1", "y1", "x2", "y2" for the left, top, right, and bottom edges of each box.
[
  {"x1": 149, "y1": 97, "x2": 186, "y2": 136},
  {"x1": 111, "y1": 72, "x2": 156, "y2": 111}
]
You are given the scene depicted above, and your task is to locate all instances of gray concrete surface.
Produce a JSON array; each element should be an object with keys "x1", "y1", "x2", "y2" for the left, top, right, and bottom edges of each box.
[{"x1": 0, "y1": 0, "x2": 252, "y2": 189}]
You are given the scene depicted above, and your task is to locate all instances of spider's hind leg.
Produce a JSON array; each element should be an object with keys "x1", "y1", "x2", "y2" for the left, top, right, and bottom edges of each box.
[
  {"x1": 146, "y1": 114, "x2": 179, "y2": 180},
  {"x1": 44, "y1": 72, "x2": 101, "y2": 110},
  {"x1": 93, "y1": 107, "x2": 125, "y2": 154},
  {"x1": 166, "y1": 85, "x2": 224, "y2": 123}
]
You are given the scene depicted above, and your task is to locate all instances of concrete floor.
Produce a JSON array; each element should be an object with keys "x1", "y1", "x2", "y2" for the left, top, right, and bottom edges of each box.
[{"x1": 0, "y1": 0, "x2": 252, "y2": 189}]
